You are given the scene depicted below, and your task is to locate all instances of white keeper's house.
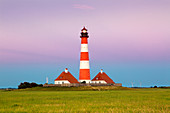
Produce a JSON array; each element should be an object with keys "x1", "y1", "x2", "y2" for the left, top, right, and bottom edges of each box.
[
  {"x1": 54, "y1": 68, "x2": 79, "y2": 84},
  {"x1": 91, "y1": 69, "x2": 115, "y2": 84}
]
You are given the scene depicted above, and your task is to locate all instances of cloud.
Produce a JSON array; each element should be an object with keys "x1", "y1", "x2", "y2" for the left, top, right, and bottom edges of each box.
[{"x1": 73, "y1": 4, "x2": 95, "y2": 10}]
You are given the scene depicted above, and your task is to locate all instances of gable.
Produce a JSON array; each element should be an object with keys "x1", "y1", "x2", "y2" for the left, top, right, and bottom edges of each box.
[
  {"x1": 92, "y1": 72, "x2": 115, "y2": 84},
  {"x1": 55, "y1": 72, "x2": 79, "y2": 83}
]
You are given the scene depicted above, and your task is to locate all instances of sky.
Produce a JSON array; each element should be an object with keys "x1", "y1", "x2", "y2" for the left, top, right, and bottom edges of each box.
[{"x1": 0, "y1": 0, "x2": 170, "y2": 88}]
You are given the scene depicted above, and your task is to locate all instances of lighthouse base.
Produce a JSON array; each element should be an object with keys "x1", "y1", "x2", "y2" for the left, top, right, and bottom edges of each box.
[{"x1": 79, "y1": 80, "x2": 91, "y2": 84}]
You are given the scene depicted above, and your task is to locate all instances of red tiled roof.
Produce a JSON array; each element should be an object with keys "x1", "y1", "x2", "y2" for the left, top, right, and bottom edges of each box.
[
  {"x1": 54, "y1": 72, "x2": 79, "y2": 83},
  {"x1": 92, "y1": 72, "x2": 115, "y2": 84}
]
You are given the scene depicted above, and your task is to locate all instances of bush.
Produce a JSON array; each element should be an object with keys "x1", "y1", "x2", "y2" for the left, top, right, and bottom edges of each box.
[
  {"x1": 30, "y1": 83, "x2": 38, "y2": 87},
  {"x1": 18, "y1": 82, "x2": 42, "y2": 89},
  {"x1": 154, "y1": 86, "x2": 157, "y2": 88}
]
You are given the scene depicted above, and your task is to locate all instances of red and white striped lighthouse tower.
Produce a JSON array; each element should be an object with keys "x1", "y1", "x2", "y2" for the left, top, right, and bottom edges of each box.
[{"x1": 79, "y1": 27, "x2": 91, "y2": 83}]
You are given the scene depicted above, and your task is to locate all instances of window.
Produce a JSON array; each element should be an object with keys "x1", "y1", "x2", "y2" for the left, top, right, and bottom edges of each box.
[
  {"x1": 99, "y1": 81, "x2": 101, "y2": 84},
  {"x1": 60, "y1": 77, "x2": 62, "y2": 79},
  {"x1": 62, "y1": 82, "x2": 64, "y2": 84},
  {"x1": 96, "y1": 77, "x2": 98, "y2": 80},
  {"x1": 58, "y1": 82, "x2": 60, "y2": 84}
]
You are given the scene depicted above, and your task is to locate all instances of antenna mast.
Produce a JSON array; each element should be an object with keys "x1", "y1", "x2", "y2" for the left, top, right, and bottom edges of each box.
[
  {"x1": 46, "y1": 77, "x2": 48, "y2": 84},
  {"x1": 131, "y1": 82, "x2": 134, "y2": 87}
]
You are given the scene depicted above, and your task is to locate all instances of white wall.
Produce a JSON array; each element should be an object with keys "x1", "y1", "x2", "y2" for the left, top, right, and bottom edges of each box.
[
  {"x1": 81, "y1": 44, "x2": 88, "y2": 52},
  {"x1": 92, "y1": 80, "x2": 107, "y2": 84},
  {"x1": 54, "y1": 80, "x2": 70, "y2": 84},
  {"x1": 80, "y1": 61, "x2": 90, "y2": 69}
]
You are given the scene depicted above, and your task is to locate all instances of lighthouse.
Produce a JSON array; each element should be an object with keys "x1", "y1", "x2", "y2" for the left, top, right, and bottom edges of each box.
[
  {"x1": 79, "y1": 27, "x2": 91, "y2": 83},
  {"x1": 50, "y1": 27, "x2": 122, "y2": 87}
]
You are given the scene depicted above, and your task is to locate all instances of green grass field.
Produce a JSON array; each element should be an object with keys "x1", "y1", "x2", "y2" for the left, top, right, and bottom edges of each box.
[{"x1": 0, "y1": 87, "x2": 169, "y2": 113}]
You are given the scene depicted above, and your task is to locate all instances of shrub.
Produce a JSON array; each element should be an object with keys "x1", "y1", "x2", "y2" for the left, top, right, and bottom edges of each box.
[
  {"x1": 18, "y1": 82, "x2": 42, "y2": 89},
  {"x1": 154, "y1": 86, "x2": 157, "y2": 88}
]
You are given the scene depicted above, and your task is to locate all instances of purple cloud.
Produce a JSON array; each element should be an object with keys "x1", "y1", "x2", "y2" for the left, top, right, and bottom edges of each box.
[{"x1": 73, "y1": 4, "x2": 95, "y2": 10}]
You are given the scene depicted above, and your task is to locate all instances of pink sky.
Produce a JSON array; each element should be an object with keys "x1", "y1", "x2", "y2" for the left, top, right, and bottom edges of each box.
[{"x1": 0, "y1": 0, "x2": 170, "y2": 87}]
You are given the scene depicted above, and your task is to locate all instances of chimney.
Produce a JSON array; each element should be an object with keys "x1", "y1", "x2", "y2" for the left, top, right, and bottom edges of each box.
[
  {"x1": 101, "y1": 69, "x2": 103, "y2": 74},
  {"x1": 65, "y1": 68, "x2": 68, "y2": 73}
]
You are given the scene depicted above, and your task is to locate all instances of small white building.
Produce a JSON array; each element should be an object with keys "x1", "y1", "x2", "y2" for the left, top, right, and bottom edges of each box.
[
  {"x1": 91, "y1": 69, "x2": 115, "y2": 84},
  {"x1": 54, "y1": 68, "x2": 79, "y2": 84}
]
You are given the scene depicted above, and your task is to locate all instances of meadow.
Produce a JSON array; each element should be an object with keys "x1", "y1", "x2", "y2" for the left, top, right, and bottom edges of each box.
[{"x1": 0, "y1": 87, "x2": 169, "y2": 113}]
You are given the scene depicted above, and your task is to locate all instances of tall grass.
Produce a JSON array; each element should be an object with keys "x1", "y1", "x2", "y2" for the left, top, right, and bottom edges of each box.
[{"x1": 0, "y1": 88, "x2": 169, "y2": 112}]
